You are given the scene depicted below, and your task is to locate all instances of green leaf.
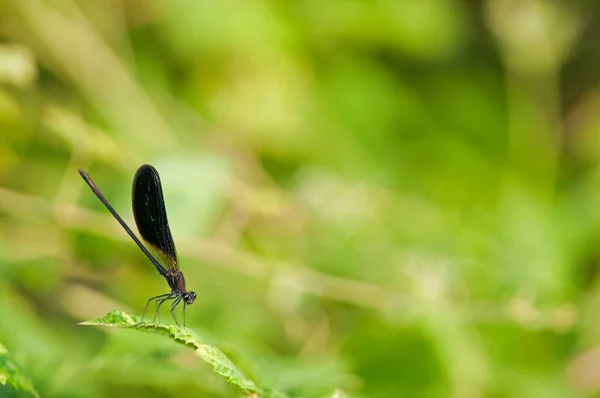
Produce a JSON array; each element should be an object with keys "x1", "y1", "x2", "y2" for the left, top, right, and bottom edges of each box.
[
  {"x1": 0, "y1": 343, "x2": 39, "y2": 398},
  {"x1": 79, "y1": 309, "x2": 283, "y2": 397}
]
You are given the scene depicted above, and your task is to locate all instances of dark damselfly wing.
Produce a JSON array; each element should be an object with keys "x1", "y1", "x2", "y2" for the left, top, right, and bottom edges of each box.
[
  {"x1": 132, "y1": 164, "x2": 179, "y2": 271},
  {"x1": 78, "y1": 168, "x2": 168, "y2": 278}
]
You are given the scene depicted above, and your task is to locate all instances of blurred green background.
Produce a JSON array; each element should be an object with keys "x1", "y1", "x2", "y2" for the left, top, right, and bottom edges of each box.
[{"x1": 0, "y1": 0, "x2": 599, "y2": 397}]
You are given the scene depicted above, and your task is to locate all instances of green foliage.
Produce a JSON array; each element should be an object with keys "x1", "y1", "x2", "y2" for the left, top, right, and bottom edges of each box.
[
  {"x1": 80, "y1": 310, "x2": 269, "y2": 396},
  {"x1": 0, "y1": 0, "x2": 597, "y2": 397},
  {"x1": 0, "y1": 343, "x2": 39, "y2": 398}
]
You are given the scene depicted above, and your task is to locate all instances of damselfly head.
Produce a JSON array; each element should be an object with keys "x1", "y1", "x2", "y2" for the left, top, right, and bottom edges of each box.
[{"x1": 183, "y1": 291, "x2": 196, "y2": 305}]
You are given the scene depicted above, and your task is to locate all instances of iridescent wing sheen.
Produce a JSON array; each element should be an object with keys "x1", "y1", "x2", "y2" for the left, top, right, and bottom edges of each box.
[{"x1": 132, "y1": 164, "x2": 179, "y2": 271}]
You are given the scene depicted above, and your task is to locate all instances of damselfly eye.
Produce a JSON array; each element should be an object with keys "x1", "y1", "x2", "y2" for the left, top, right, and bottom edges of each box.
[{"x1": 184, "y1": 292, "x2": 196, "y2": 305}]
